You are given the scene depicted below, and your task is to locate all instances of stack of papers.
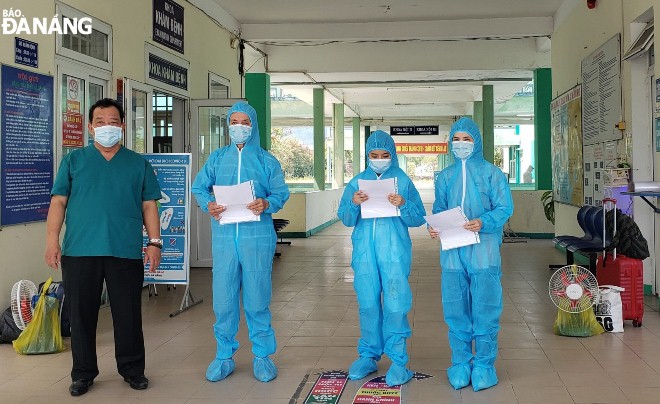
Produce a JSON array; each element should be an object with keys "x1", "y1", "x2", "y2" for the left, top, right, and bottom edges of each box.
[
  {"x1": 425, "y1": 207, "x2": 480, "y2": 251},
  {"x1": 358, "y1": 178, "x2": 400, "y2": 219},
  {"x1": 212, "y1": 181, "x2": 259, "y2": 224}
]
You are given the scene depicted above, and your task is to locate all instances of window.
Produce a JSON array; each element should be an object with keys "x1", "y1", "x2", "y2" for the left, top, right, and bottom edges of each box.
[
  {"x1": 209, "y1": 73, "x2": 230, "y2": 98},
  {"x1": 56, "y1": 3, "x2": 112, "y2": 71},
  {"x1": 153, "y1": 93, "x2": 173, "y2": 152},
  {"x1": 623, "y1": 22, "x2": 654, "y2": 60},
  {"x1": 62, "y1": 27, "x2": 108, "y2": 62}
]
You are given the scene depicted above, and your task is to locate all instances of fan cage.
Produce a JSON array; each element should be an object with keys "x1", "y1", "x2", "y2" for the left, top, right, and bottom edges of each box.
[
  {"x1": 10, "y1": 280, "x2": 38, "y2": 330},
  {"x1": 549, "y1": 265, "x2": 599, "y2": 313}
]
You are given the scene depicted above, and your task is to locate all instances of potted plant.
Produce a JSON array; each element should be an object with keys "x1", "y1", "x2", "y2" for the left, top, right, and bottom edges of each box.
[{"x1": 541, "y1": 190, "x2": 555, "y2": 225}]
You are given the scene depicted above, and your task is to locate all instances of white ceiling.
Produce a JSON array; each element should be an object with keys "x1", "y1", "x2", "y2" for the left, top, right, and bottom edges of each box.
[
  {"x1": 213, "y1": 0, "x2": 566, "y2": 24},
  {"x1": 203, "y1": 0, "x2": 573, "y2": 125}
]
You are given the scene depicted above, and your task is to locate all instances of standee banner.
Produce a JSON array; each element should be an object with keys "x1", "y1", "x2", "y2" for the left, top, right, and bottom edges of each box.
[
  {"x1": 1, "y1": 64, "x2": 54, "y2": 226},
  {"x1": 142, "y1": 153, "x2": 191, "y2": 284}
]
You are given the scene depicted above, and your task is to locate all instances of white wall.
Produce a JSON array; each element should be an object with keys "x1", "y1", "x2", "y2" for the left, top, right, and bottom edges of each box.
[
  {"x1": 509, "y1": 190, "x2": 555, "y2": 235},
  {"x1": 0, "y1": 0, "x2": 241, "y2": 310},
  {"x1": 273, "y1": 189, "x2": 343, "y2": 235},
  {"x1": 551, "y1": 0, "x2": 659, "y2": 288}
]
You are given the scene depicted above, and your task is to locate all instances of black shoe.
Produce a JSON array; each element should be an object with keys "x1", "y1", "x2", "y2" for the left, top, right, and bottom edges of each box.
[
  {"x1": 123, "y1": 374, "x2": 149, "y2": 390},
  {"x1": 69, "y1": 379, "x2": 94, "y2": 396}
]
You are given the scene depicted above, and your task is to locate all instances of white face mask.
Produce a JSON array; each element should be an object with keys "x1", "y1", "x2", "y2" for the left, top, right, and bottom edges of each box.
[
  {"x1": 93, "y1": 125, "x2": 122, "y2": 147},
  {"x1": 369, "y1": 158, "x2": 392, "y2": 174},
  {"x1": 452, "y1": 141, "x2": 474, "y2": 160},
  {"x1": 228, "y1": 124, "x2": 252, "y2": 144}
]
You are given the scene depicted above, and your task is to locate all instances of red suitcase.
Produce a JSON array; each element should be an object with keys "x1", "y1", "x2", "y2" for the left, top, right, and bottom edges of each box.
[
  {"x1": 595, "y1": 198, "x2": 644, "y2": 327},
  {"x1": 596, "y1": 253, "x2": 644, "y2": 327}
]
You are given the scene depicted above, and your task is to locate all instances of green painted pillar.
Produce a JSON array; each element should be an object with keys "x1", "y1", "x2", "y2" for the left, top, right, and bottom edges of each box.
[
  {"x1": 482, "y1": 85, "x2": 494, "y2": 163},
  {"x1": 245, "y1": 73, "x2": 271, "y2": 150},
  {"x1": 364, "y1": 125, "x2": 371, "y2": 169},
  {"x1": 352, "y1": 117, "x2": 360, "y2": 178},
  {"x1": 534, "y1": 68, "x2": 552, "y2": 190},
  {"x1": 473, "y1": 102, "x2": 483, "y2": 134},
  {"x1": 333, "y1": 104, "x2": 345, "y2": 187},
  {"x1": 313, "y1": 88, "x2": 325, "y2": 191}
]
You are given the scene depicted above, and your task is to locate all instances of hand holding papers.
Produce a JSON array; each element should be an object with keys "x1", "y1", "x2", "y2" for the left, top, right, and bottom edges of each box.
[
  {"x1": 425, "y1": 207, "x2": 480, "y2": 251},
  {"x1": 213, "y1": 181, "x2": 260, "y2": 224},
  {"x1": 357, "y1": 178, "x2": 400, "y2": 219}
]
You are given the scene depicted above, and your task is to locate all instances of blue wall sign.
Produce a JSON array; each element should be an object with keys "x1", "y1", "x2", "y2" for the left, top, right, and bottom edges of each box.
[
  {"x1": 1, "y1": 65, "x2": 54, "y2": 226},
  {"x1": 148, "y1": 53, "x2": 188, "y2": 90},
  {"x1": 153, "y1": 0, "x2": 184, "y2": 54},
  {"x1": 14, "y1": 37, "x2": 38, "y2": 68}
]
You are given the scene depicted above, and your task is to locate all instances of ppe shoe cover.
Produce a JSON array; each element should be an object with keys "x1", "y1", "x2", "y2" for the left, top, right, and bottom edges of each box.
[
  {"x1": 472, "y1": 366, "x2": 498, "y2": 392},
  {"x1": 447, "y1": 363, "x2": 471, "y2": 390},
  {"x1": 206, "y1": 358, "x2": 235, "y2": 382},
  {"x1": 348, "y1": 357, "x2": 378, "y2": 380},
  {"x1": 253, "y1": 357, "x2": 277, "y2": 382},
  {"x1": 385, "y1": 363, "x2": 413, "y2": 386}
]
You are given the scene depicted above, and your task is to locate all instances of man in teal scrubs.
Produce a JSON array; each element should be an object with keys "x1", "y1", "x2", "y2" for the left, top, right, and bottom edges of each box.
[{"x1": 45, "y1": 98, "x2": 162, "y2": 397}]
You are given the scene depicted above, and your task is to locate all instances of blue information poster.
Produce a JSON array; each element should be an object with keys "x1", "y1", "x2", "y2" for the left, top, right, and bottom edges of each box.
[
  {"x1": 1, "y1": 65, "x2": 54, "y2": 226},
  {"x1": 142, "y1": 153, "x2": 191, "y2": 284}
]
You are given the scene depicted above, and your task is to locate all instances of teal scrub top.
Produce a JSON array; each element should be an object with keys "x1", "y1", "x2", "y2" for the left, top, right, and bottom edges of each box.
[{"x1": 51, "y1": 145, "x2": 162, "y2": 259}]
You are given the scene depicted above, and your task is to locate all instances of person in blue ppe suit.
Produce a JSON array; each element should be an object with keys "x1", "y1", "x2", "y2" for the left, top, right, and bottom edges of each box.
[
  {"x1": 338, "y1": 130, "x2": 426, "y2": 386},
  {"x1": 428, "y1": 117, "x2": 513, "y2": 392},
  {"x1": 192, "y1": 102, "x2": 289, "y2": 383}
]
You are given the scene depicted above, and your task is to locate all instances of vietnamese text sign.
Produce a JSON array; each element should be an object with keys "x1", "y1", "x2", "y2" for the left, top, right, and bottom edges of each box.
[
  {"x1": 62, "y1": 75, "x2": 83, "y2": 147},
  {"x1": 1, "y1": 65, "x2": 54, "y2": 225},
  {"x1": 143, "y1": 153, "x2": 191, "y2": 284},
  {"x1": 153, "y1": 0, "x2": 184, "y2": 54},
  {"x1": 390, "y1": 125, "x2": 439, "y2": 136},
  {"x1": 148, "y1": 53, "x2": 188, "y2": 90},
  {"x1": 14, "y1": 37, "x2": 38, "y2": 68},
  {"x1": 304, "y1": 371, "x2": 348, "y2": 404},
  {"x1": 395, "y1": 142, "x2": 448, "y2": 154}
]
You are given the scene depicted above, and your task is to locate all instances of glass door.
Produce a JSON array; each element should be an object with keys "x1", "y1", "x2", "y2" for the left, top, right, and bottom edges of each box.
[
  {"x1": 189, "y1": 98, "x2": 244, "y2": 267},
  {"x1": 56, "y1": 61, "x2": 109, "y2": 164},
  {"x1": 124, "y1": 79, "x2": 153, "y2": 153}
]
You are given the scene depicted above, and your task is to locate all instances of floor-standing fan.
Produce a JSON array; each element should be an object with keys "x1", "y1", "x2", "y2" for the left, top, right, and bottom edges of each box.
[
  {"x1": 549, "y1": 265, "x2": 603, "y2": 336},
  {"x1": 10, "y1": 280, "x2": 38, "y2": 330}
]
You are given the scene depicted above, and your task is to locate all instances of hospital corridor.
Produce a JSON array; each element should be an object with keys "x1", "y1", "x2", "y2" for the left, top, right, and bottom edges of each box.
[{"x1": 2, "y1": 190, "x2": 660, "y2": 403}]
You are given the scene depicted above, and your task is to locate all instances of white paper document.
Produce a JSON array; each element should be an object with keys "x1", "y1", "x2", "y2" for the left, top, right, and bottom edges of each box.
[
  {"x1": 425, "y1": 207, "x2": 480, "y2": 251},
  {"x1": 358, "y1": 178, "x2": 400, "y2": 219},
  {"x1": 213, "y1": 181, "x2": 259, "y2": 224}
]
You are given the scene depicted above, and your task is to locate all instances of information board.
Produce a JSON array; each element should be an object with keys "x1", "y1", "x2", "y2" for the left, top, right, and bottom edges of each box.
[
  {"x1": 142, "y1": 153, "x2": 191, "y2": 284},
  {"x1": 581, "y1": 34, "x2": 622, "y2": 146},
  {"x1": 550, "y1": 85, "x2": 583, "y2": 206},
  {"x1": 1, "y1": 65, "x2": 54, "y2": 226}
]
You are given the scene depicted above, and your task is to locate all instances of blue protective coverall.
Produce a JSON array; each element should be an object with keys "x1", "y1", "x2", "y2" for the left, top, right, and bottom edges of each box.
[
  {"x1": 433, "y1": 117, "x2": 513, "y2": 391},
  {"x1": 191, "y1": 102, "x2": 290, "y2": 382},
  {"x1": 338, "y1": 130, "x2": 426, "y2": 386}
]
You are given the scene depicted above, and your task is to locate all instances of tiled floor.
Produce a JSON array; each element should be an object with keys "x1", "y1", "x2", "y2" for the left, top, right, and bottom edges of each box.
[{"x1": 2, "y1": 191, "x2": 660, "y2": 403}]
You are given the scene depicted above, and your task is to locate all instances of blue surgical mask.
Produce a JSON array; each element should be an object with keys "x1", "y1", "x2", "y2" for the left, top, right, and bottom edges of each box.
[
  {"x1": 452, "y1": 141, "x2": 474, "y2": 160},
  {"x1": 229, "y1": 124, "x2": 252, "y2": 144},
  {"x1": 369, "y1": 158, "x2": 392, "y2": 174},
  {"x1": 93, "y1": 125, "x2": 122, "y2": 147}
]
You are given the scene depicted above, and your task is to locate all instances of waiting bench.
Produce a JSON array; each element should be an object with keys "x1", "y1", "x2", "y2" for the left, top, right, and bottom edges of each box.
[
  {"x1": 273, "y1": 219, "x2": 290, "y2": 257},
  {"x1": 550, "y1": 205, "x2": 611, "y2": 274}
]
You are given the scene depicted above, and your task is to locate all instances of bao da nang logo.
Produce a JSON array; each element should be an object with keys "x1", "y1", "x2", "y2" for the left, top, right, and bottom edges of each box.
[{"x1": 2, "y1": 9, "x2": 92, "y2": 35}]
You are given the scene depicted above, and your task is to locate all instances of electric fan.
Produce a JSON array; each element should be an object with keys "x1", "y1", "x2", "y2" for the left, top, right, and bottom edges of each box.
[
  {"x1": 549, "y1": 265, "x2": 599, "y2": 313},
  {"x1": 549, "y1": 265, "x2": 604, "y2": 337},
  {"x1": 10, "y1": 280, "x2": 38, "y2": 330}
]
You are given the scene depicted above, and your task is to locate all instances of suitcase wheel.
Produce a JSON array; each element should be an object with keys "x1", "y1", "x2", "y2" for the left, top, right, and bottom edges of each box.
[{"x1": 633, "y1": 319, "x2": 642, "y2": 327}]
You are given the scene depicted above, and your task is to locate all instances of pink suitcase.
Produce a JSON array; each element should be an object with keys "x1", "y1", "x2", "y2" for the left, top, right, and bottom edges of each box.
[{"x1": 595, "y1": 198, "x2": 644, "y2": 327}]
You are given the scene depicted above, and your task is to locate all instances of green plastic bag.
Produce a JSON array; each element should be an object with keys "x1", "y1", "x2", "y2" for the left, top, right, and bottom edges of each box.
[
  {"x1": 553, "y1": 308, "x2": 604, "y2": 337},
  {"x1": 13, "y1": 277, "x2": 65, "y2": 354}
]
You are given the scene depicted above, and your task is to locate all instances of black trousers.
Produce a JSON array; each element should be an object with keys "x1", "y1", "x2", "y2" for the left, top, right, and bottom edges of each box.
[{"x1": 62, "y1": 256, "x2": 145, "y2": 381}]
